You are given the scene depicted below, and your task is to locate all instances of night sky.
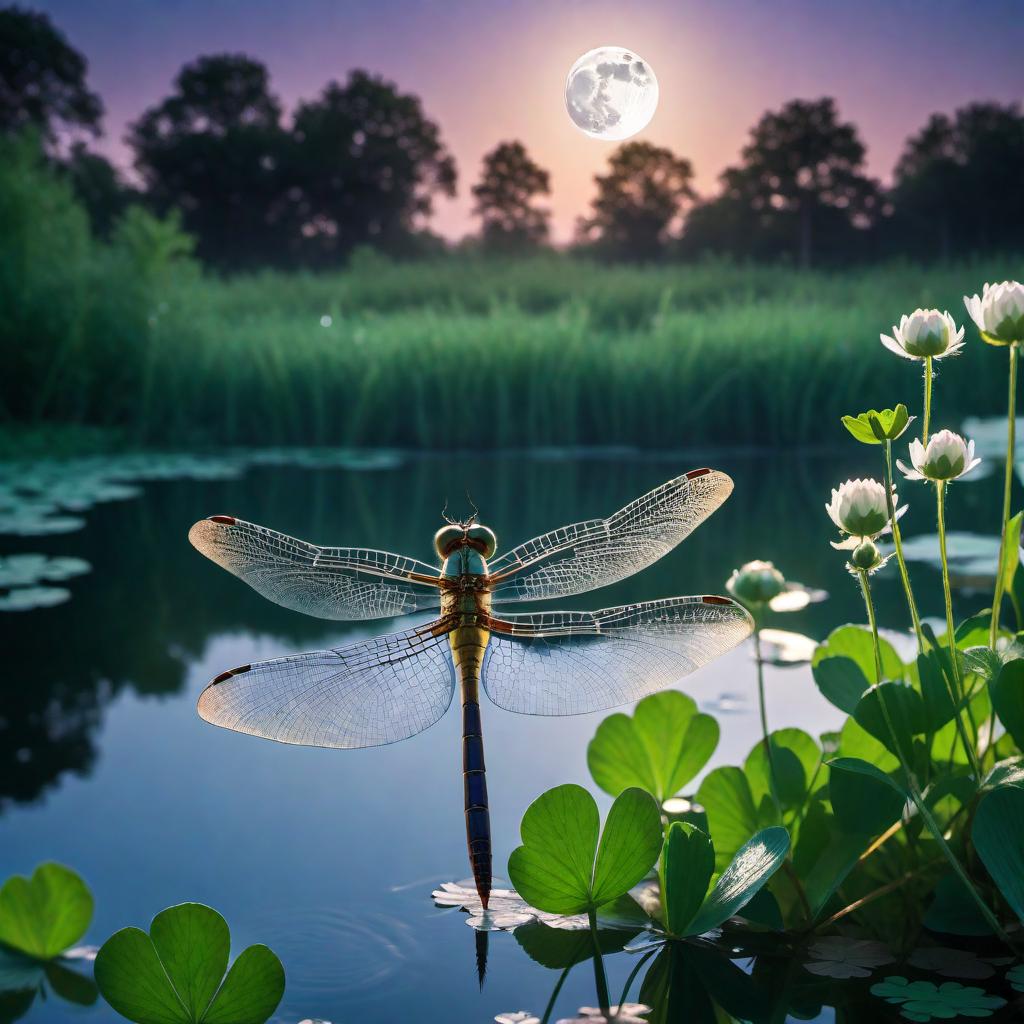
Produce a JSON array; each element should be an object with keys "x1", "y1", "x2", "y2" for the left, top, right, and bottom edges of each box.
[{"x1": 26, "y1": 0, "x2": 1024, "y2": 240}]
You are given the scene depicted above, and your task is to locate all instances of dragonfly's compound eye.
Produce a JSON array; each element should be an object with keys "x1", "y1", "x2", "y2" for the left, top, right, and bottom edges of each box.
[
  {"x1": 434, "y1": 525, "x2": 465, "y2": 558},
  {"x1": 466, "y1": 524, "x2": 497, "y2": 559}
]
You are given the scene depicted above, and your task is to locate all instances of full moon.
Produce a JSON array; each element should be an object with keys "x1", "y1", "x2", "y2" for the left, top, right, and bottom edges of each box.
[{"x1": 564, "y1": 46, "x2": 659, "y2": 141}]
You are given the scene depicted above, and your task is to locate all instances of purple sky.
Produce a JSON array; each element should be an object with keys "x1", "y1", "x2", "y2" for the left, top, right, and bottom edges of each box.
[{"x1": 27, "y1": 0, "x2": 1024, "y2": 240}]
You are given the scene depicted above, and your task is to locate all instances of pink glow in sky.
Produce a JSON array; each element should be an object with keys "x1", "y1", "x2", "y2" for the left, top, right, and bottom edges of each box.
[{"x1": 29, "y1": 0, "x2": 1024, "y2": 242}]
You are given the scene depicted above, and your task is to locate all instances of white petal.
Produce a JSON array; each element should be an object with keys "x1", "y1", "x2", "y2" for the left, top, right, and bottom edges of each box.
[{"x1": 880, "y1": 333, "x2": 914, "y2": 359}]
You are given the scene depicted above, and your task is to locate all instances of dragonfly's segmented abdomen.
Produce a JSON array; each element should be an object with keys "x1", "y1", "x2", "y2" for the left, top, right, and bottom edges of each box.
[{"x1": 450, "y1": 623, "x2": 492, "y2": 910}]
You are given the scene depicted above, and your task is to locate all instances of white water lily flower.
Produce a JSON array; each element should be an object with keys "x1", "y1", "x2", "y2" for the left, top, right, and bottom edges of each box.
[
  {"x1": 898, "y1": 429, "x2": 981, "y2": 482},
  {"x1": 964, "y1": 281, "x2": 1024, "y2": 345},
  {"x1": 880, "y1": 309, "x2": 964, "y2": 360},
  {"x1": 826, "y1": 479, "x2": 901, "y2": 542}
]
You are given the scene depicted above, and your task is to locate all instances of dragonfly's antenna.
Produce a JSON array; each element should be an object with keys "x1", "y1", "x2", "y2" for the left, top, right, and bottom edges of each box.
[
  {"x1": 464, "y1": 490, "x2": 479, "y2": 527},
  {"x1": 441, "y1": 499, "x2": 459, "y2": 527}
]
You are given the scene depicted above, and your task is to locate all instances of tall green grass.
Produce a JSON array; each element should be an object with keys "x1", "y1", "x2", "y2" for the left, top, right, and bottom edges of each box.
[{"x1": 1, "y1": 137, "x2": 1019, "y2": 450}]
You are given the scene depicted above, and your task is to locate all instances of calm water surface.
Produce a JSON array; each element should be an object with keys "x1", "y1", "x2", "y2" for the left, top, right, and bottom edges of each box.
[{"x1": 0, "y1": 448, "x2": 1002, "y2": 1022}]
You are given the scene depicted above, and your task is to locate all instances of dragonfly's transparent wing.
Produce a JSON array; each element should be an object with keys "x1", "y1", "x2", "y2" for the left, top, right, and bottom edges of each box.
[
  {"x1": 481, "y1": 596, "x2": 752, "y2": 716},
  {"x1": 189, "y1": 516, "x2": 442, "y2": 621},
  {"x1": 197, "y1": 622, "x2": 456, "y2": 748},
  {"x1": 488, "y1": 469, "x2": 732, "y2": 604}
]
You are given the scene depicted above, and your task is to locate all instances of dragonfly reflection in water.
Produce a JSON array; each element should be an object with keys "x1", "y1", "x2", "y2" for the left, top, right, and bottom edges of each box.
[{"x1": 188, "y1": 469, "x2": 753, "y2": 908}]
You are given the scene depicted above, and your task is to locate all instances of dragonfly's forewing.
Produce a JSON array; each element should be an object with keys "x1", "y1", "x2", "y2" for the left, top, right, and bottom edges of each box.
[
  {"x1": 481, "y1": 597, "x2": 752, "y2": 716},
  {"x1": 488, "y1": 470, "x2": 733, "y2": 604},
  {"x1": 189, "y1": 517, "x2": 442, "y2": 621},
  {"x1": 197, "y1": 621, "x2": 457, "y2": 748}
]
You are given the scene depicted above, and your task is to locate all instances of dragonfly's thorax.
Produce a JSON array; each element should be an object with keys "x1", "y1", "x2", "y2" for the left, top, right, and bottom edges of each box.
[{"x1": 440, "y1": 547, "x2": 493, "y2": 624}]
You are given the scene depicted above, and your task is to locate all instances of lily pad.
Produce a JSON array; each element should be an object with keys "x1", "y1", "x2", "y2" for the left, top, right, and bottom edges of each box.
[
  {"x1": 804, "y1": 936, "x2": 894, "y2": 979},
  {"x1": 907, "y1": 947, "x2": 1000, "y2": 980},
  {"x1": 0, "y1": 555, "x2": 90, "y2": 588},
  {"x1": 587, "y1": 691, "x2": 718, "y2": 804},
  {"x1": 0, "y1": 586, "x2": 71, "y2": 611},
  {"x1": 757, "y1": 629, "x2": 817, "y2": 665},
  {"x1": 94, "y1": 902, "x2": 284, "y2": 1024},
  {"x1": 766, "y1": 584, "x2": 829, "y2": 614},
  {"x1": 0, "y1": 863, "x2": 93, "y2": 960},
  {"x1": 507, "y1": 785, "x2": 662, "y2": 916}
]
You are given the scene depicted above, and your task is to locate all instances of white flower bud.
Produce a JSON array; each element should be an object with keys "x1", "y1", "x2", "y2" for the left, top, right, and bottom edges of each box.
[
  {"x1": 880, "y1": 309, "x2": 964, "y2": 360},
  {"x1": 825, "y1": 479, "x2": 893, "y2": 539},
  {"x1": 898, "y1": 429, "x2": 982, "y2": 482},
  {"x1": 964, "y1": 281, "x2": 1024, "y2": 345}
]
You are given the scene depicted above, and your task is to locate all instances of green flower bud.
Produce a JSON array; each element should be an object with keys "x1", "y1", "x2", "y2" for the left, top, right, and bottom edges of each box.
[
  {"x1": 726, "y1": 560, "x2": 786, "y2": 606},
  {"x1": 850, "y1": 539, "x2": 881, "y2": 571}
]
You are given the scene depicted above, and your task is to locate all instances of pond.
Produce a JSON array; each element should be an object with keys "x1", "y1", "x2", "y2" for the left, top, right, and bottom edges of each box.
[{"x1": 0, "y1": 446, "x2": 1013, "y2": 1023}]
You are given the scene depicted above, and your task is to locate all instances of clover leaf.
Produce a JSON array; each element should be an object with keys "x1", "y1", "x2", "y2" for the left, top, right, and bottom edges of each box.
[
  {"x1": 655, "y1": 821, "x2": 789, "y2": 937},
  {"x1": 854, "y1": 682, "x2": 925, "y2": 764},
  {"x1": 841, "y1": 405, "x2": 913, "y2": 445},
  {"x1": 0, "y1": 863, "x2": 93, "y2": 961},
  {"x1": 870, "y1": 976, "x2": 1005, "y2": 1021},
  {"x1": 811, "y1": 625, "x2": 903, "y2": 714},
  {"x1": 587, "y1": 691, "x2": 718, "y2": 805},
  {"x1": 507, "y1": 785, "x2": 662, "y2": 916},
  {"x1": 94, "y1": 903, "x2": 284, "y2": 1024}
]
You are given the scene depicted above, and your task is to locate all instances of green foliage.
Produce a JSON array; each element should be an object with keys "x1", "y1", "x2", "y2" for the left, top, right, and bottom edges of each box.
[
  {"x1": 744, "y1": 728, "x2": 821, "y2": 811},
  {"x1": 507, "y1": 785, "x2": 662, "y2": 916},
  {"x1": 828, "y1": 757, "x2": 906, "y2": 835},
  {"x1": 695, "y1": 767, "x2": 760, "y2": 872},
  {"x1": 971, "y1": 785, "x2": 1024, "y2": 925},
  {"x1": 0, "y1": 863, "x2": 92, "y2": 960},
  {"x1": 656, "y1": 822, "x2": 789, "y2": 937},
  {"x1": 853, "y1": 682, "x2": 925, "y2": 764},
  {"x1": 990, "y1": 659, "x2": 1024, "y2": 749},
  {"x1": 94, "y1": 902, "x2": 284, "y2": 1024},
  {"x1": 841, "y1": 404, "x2": 912, "y2": 444},
  {"x1": 812, "y1": 625, "x2": 903, "y2": 713},
  {"x1": 587, "y1": 691, "x2": 718, "y2": 804}
]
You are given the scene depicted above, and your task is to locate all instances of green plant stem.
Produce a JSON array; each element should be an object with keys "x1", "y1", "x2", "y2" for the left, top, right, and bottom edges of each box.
[
  {"x1": 617, "y1": 947, "x2": 657, "y2": 1011},
  {"x1": 991, "y1": 342, "x2": 1019, "y2": 647},
  {"x1": 884, "y1": 440, "x2": 924, "y2": 648},
  {"x1": 857, "y1": 570, "x2": 884, "y2": 685},
  {"x1": 587, "y1": 908, "x2": 611, "y2": 1016},
  {"x1": 753, "y1": 626, "x2": 782, "y2": 817},
  {"x1": 936, "y1": 481, "x2": 983, "y2": 779},
  {"x1": 541, "y1": 964, "x2": 572, "y2": 1024},
  {"x1": 922, "y1": 356, "x2": 933, "y2": 442}
]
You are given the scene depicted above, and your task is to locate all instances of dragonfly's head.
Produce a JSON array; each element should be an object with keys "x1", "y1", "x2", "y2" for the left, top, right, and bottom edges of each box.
[{"x1": 434, "y1": 522, "x2": 497, "y2": 559}]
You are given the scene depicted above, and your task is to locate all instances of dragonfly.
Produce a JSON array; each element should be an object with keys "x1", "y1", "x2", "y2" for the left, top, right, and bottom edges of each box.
[{"x1": 188, "y1": 468, "x2": 753, "y2": 910}]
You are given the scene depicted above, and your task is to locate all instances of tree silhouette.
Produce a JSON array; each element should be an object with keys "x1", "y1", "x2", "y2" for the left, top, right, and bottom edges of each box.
[
  {"x1": 578, "y1": 141, "x2": 695, "y2": 261},
  {"x1": 0, "y1": 5, "x2": 103, "y2": 146},
  {"x1": 703, "y1": 98, "x2": 879, "y2": 267},
  {"x1": 127, "y1": 54, "x2": 289, "y2": 267},
  {"x1": 893, "y1": 102, "x2": 1024, "y2": 260},
  {"x1": 288, "y1": 70, "x2": 456, "y2": 263},
  {"x1": 471, "y1": 140, "x2": 550, "y2": 253}
]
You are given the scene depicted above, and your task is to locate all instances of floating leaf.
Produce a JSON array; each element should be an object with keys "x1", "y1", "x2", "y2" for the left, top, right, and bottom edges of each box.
[
  {"x1": 587, "y1": 692, "x2": 718, "y2": 804},
  {"x1": 971, "y1": 785, "x2": 1024, "y2": 925},
  {"x1": 0, "y1": 863, "x2": 93, "y2": 961},
  {"x1": 0, "y1": 555, "x2": 90, "y2": 588},
  {"x1": 907, "y1": 947, "x2": 999, "y2": 980},
  {"x1": 990, "y1": 659, "x2": 1024, "y2": 749},
  {"x1": 0, "y1": 586, "x2": 71, "y2": 611},
  {"x1": 804, "y1": 936, "x2": 894, "y2": 979},
  {"x1": 828, "y1": 757, "x2": 906, "y2": 836},
  {"x1": 870, "y1": 976, "x2": 1005, "y2": 1021},
  {"x1": 507, "y1": 785, "x2": 661, "y2": 916},
  {"x1": 766, "y1": 585, "x2": 828, "y2": 615},
  {"x1": 686, "y1": 827, "x2": 789, "y2": 935},
  {"x1": 756, "y1": 628, "x2": 817, "y2": 665},
  {"x1": 94, "y1": 903, "x2": 284, "y2": 1024}
]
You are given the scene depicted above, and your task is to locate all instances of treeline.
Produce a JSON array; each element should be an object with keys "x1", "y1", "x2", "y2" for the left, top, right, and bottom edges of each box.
[{"x1": 3, "y1": 5, "x2": 1024, "y2": 269}]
